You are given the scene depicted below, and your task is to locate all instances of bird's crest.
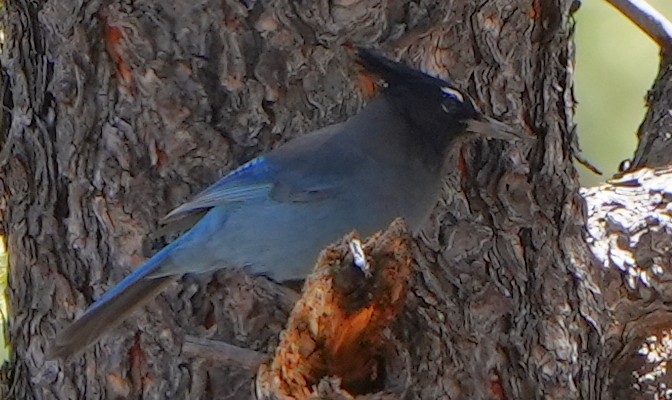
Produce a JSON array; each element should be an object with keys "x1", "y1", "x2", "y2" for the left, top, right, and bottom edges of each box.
[{"x1": 355, "y1": 48, "x2": 459, "y2": 94}]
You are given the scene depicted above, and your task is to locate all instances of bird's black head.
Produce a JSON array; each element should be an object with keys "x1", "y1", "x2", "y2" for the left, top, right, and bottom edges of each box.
[{"x1": 355, "y1": 48, "x2": 485, "y2": 154}]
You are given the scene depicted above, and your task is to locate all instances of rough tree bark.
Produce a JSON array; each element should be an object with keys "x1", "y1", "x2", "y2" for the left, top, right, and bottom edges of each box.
[{"x1": 0, "y1": 0, "x2": 670, "y2": 399}]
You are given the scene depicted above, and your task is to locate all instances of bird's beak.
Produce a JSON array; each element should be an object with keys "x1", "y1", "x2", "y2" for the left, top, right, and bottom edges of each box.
[{"x1": 466, "y1": 116, "x2": 532, "y2": 142}]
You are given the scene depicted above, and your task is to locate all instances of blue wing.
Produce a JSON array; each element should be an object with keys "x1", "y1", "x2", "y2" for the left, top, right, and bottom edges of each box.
[
  {"x1": 162, "y1": 124, "x2": 352, "y2": 222},
  {"x1": 162, "y1": 157, "x2": 278, "y2": 222}
]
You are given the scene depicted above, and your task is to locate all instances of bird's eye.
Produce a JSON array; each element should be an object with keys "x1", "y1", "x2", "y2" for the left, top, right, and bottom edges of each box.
[{"x1": 441, "y1": 86, "x2": 464, "y2": 102}]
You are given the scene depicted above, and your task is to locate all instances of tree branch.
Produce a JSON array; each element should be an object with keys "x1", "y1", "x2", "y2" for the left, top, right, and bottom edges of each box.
[
  {"x1": 606, "y1": 0, "x2": 672, "y2": 51},
  {"x1": 182, "y1": 335, "x2": 269, "y2": 370},
  {"x1": 583, "y1": 166, "x2": 672, "y2": 398}
]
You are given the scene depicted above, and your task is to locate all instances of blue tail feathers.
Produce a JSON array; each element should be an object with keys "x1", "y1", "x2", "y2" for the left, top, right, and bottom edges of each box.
[{"x1": 49, "y1": 242, "x2": 180, "y2": 358}]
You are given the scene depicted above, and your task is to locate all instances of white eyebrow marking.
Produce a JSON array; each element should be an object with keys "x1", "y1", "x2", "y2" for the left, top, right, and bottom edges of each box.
[{"x1": 441, "y1": 86, "x2": 464, "y2": 102}]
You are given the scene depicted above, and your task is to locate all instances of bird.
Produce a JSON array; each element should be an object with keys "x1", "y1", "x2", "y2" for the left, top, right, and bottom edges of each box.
[{"x1": 51, "y1": 48, "x2": 526, "y2": 358}]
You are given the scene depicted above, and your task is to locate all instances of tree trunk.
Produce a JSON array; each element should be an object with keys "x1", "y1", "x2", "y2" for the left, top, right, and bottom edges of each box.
[{"x1": 0, "y1": 0, "x2": 669, "y2": 399}]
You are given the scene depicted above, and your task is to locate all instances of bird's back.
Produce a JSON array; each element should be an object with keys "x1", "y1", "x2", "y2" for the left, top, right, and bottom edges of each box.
[{"x1": 156, "y1": 97, "x2": 444, "y2": 281}]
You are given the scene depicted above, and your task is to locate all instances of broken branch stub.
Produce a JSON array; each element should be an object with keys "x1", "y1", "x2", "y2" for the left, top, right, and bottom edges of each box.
[{"x1": 256, "y1": 218, "x2": 414, "y2": 399}]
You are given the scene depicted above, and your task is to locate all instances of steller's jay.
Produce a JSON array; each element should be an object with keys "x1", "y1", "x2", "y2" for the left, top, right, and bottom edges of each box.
[{"x1": 51, "y1": 48, "x2": 526, "y2": 358}]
